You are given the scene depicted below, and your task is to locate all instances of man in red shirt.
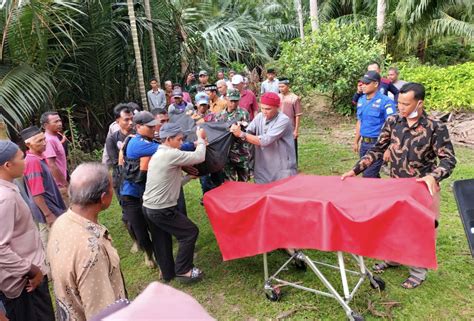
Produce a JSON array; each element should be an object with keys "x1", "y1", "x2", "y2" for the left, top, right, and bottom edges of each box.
[
  {"x1": 231, "y1": 74, "x2": 258, "y2": 120},
  {"x1": 20, "y1": 126, "x2": 67, "y2": 251}
]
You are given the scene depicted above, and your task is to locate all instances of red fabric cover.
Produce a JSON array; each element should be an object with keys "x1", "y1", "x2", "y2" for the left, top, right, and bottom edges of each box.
[{"x1": 203, "y1": 175, "x2": 439, "y2": 269}]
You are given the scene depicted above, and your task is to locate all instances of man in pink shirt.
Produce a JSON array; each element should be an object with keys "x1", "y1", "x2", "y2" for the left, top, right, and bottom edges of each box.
[
  {"x1": 0, "y1": 140, "x2": 55, "y2": 321},
  {"x1": 232, "y1": 74, "x2": 258, "y2": 120},
  {"x1": 40, "y1": 112, "x2": 68, "y2": 202}
]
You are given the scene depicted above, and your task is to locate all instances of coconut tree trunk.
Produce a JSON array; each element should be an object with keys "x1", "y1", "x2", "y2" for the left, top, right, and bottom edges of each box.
[
  {"x1": 127, "y1": 0, "x2": 149, "y2": 110},
  {"x1": 376, "y1": 0, "x2": 386, "y2": 34},
  {"x1": 294, "y1": 0, "x2": 304, "y2": 41},
  {"x1": 309, "y1": 0, "x2": 319, "y2": 32},
  {"x1": 143, "y1": 0, "x2": 160, "y2": 83},
  {"x1": 0, "y1": 117, "x2": 8, "y2": 140}
]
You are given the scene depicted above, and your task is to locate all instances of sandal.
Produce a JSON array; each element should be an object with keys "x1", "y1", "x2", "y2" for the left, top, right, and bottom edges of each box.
[
  {"x1": 176, "y1": 267, "x2": 203, "y2": 284},
  {"x1": 372, "y1": 262, "x2": 397, "y2": 274},
  {"x1": 401, "y1": 276, "x2": 423, "y2": 289}
]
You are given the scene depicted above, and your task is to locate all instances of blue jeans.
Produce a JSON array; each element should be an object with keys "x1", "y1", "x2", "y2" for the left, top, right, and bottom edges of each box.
[
  {"x1": 359, "y1": 141, "x2": 382, "y2": 178},
  {"x1": 199, "y1": 171, "x2": 225, "y2": 195}
]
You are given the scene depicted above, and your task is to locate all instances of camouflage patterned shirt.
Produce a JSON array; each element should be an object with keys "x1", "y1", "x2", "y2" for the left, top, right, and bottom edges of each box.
[
  {"x1": 353, "y1": 112, "x2": 456, "y2": 182},
  {"x1": 216, "y1": 107, "x2": 251, "y2": 163}
]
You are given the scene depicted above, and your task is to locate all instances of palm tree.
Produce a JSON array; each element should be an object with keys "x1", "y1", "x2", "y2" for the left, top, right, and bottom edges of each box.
[
  {"x1": 376, "y1": 0, "x2": 386, "y2": 33},
  {"x1": 143, "y1": 0, "x2": 161, "y2": 83},
  {"x1": 0, "y1": 0, "x2": 80, "y2": 130},
  {"x1": 310, "y1": 0, "x2": 319, "y2": 32},
  {"x1": 127, "y1": 0, "x2": 148, "y2": 110},
  {"x1": 294, "y1": 0, "x2": 305, "y2": 40}
]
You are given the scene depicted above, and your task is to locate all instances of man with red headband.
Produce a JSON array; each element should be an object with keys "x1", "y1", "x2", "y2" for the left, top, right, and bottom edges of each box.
[{"x1": 230, "y1": 92, "x2": 297, "y2": 184}]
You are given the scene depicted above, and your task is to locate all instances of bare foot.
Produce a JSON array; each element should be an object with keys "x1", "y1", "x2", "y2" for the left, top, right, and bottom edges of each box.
[
  {"x1": 130, "y1": 241, "x2": 139, "y2": 253},
  {"x1": 144, "y1": 253, "x2": 155, "y2": 268}
]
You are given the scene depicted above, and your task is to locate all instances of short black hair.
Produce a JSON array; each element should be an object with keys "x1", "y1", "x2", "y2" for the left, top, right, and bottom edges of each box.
[
  {"x1": 399, "y1": 82, "x2": 425, "y2": 100},
  {"x1": 113, "y1": 103, "x2": 132, "y2": 119},
  {"x1": 150, "y1": 78, "x2": 158, "y2": 83},
  {"x1": 368, "y1": 61, "x2": 380, "y2": 68},
  {"x1": 40, "y1": 111, "x2": 59, "y2": 127},
  {"x1": 151, "y1": 108, "x2": 168, "y2": 117},
  {"x1": 388, "y1": 67, "x2": 399, "y2": 74},
  {"x1": 267, "y1": 68, "x2": 276, "y2": 74}
]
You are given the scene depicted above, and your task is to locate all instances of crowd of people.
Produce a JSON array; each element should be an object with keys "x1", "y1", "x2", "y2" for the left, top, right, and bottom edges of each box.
[{"x1": 0, "y1": 65, "x2": 457, "y2": 321}]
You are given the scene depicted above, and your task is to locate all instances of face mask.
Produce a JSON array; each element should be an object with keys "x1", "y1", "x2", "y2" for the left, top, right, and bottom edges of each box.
[{"x1": 407, "y1": 101, "x2": 421, "y2": 119}]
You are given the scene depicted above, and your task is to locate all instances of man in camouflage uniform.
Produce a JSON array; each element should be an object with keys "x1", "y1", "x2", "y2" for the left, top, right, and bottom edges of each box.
[
  {"x1": 216, "y1": 89, "x2": 250, "y2": 182},
  {"x1": 342, "y1": 82, "x2": 456, "y2": 289}
]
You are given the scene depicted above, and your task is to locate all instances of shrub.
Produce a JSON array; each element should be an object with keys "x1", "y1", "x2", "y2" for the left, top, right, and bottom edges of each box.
[
  {"x1": 278, "y1": 22, "x2": 386, "y2": 114},
  {"x1": 398, "y1": 62, "x2": 474, "y2": 112}
]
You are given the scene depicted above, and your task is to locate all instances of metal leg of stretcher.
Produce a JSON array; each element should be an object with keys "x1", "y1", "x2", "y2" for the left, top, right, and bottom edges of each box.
[{"x1": 263, "y1": 251, "x2": 385, "y2": 321}]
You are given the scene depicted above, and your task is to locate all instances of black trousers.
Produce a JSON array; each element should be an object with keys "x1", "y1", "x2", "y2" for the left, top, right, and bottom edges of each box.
[
  {"x1": 121, "y1": 195, "x2": 154, "y2": 257},
  {"x1": 0, "y1": 277, "x2": 54, "y2": 321},
  {"x1": 294, "y1": 138, "x2": 298, "y2": 166},
  {"x1": 143, "y1": 205, "x2": 199, "y2": 281}
]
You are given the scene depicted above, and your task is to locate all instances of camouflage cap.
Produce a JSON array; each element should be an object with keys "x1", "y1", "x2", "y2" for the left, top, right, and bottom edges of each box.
[{"x1": 227, "y1": 88, "x2": 241, "y2": 101}]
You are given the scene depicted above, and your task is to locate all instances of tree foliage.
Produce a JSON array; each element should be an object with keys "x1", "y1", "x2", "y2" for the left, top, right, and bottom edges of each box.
[
  {"x1": 278, "y1": 22, "x2": 386, "y2": 114},
  {"x1": 398, "y1": 61, "x2": 474, "y2": 112}
]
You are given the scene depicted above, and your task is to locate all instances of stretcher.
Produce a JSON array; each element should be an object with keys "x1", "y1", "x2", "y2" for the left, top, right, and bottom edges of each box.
[{"x1": 203, "y1": 175, "x2": 438, "y2": 320}]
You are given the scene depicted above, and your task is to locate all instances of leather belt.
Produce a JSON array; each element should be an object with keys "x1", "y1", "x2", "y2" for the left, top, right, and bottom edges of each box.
[{"x1": 362, "y1": 137, "x2": 377, "y2": 143}]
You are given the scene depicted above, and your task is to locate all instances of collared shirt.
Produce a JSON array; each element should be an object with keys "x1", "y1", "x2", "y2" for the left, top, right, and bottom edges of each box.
[
  {"x1": 48, "y1": 209, "x2": 126, "y2": 321},
  {"x1": 209, "y1": 97, "x2": 227, "y2": 114},
  {"x1": 353, "y1": 112, "x2": 456, "y2": 182},
  {"x1": 143, "y1": 139, "x2": 206, "y2": 210},
  {"x1": 0, "y1": 179, "x2": 46, "y2": 299},
  {"x1": 246, "y1": 112, "x2": 297, "y2": 183},
  {"x1": 105, "y1": 130, "x2": 128, "y2": 168},
  {"x1": 102, "y1": 122, "x2": 121, "y2": 165},
  {"x1": 216, "y1": 107, "x2": 251, "y2": 163},
  {"x1": 352, "y1": 78, "x2": 400, "y2": 105},
  {"x1": 357, "y1": 91, "x2": 396, "y2": 138},
  {"x1": 147, "y1": 88, "x2": 166, "y2": 110},
  {"x1": 24, "y1": 152, "x2": 67, "y2": 222},
  {"x1": 261, "y1": 78, "x2": 279, "y2": 94},
  {"x1": 239, "y1": 90, "x2": 258, "y2": 121},
  {"x1": 279, "y1": 92, "x2": 302, "y2": 129},
  {"x1": 44, "y1": 131, "x2": 68, "y2": 187},
  {"x1": 121, "y1": 134, "x2": 159, "y2": 198}
]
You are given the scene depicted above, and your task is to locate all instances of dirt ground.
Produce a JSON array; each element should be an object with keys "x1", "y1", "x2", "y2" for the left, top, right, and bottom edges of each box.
[{"x1": 301, "y1": 93, "x2": 474, "y2": 149}]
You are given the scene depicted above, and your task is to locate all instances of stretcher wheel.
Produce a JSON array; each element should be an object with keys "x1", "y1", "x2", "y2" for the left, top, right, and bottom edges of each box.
[
  {"x1": 369, "y1": 276, "x2": 386, "y2": 291},
  {"x1": 265, "y1": 286, "x2": 281, "y2": 302},
  {"x1": 350, "y1": 312, "x2": 365, "y2": 321}
]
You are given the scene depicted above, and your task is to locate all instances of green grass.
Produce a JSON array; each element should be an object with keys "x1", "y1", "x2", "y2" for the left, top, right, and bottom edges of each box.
[{"x1": 100, "y1": 117, "x2": 474, "y2": 320}]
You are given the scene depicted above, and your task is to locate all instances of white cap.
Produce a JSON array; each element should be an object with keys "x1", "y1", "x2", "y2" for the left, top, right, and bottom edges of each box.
[{"x1": 231, "y1": 74, "x2": 244, "y2": 85}]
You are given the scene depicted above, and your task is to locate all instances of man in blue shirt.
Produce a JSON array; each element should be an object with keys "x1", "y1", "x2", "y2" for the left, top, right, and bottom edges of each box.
[
  {"x1": 353, "y1": 71, "x2": 396, "y2": 178},
  {"x1": 352, "y1": 61, "x2": 399, "y2": 106},
  {"x1": 120, "y1": 111, "x2": 159, "y2": 268}
]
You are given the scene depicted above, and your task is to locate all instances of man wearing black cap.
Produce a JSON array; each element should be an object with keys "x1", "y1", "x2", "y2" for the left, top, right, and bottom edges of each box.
[
  {"x1": 353, "y1": 70, "x2": 396, "y2": 178},
  {"x1": 0, "y1": 141, "x2": 55, "y2": 321},
  {"x1": 143, "y1": 124, "x2": 207, "y2": 283},
  {"x1": 205, "y1": 84, "x2": 227, "y2": 114},
  {"x1": 120, "y1": 111, "x2": 159, "y2": 268},
  {"x1": 352, "y1": 61, "x2": 399, "y2": 106},
  {"x1": 20, "y1": 126, "x2": 67, "y2": 251},
  {"x1": 260, "y1": 68, "x2": 279, "y2": 94}
]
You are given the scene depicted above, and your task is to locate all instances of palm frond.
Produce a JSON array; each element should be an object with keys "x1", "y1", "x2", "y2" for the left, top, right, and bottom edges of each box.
[{"x1": 0, "y1": 63, "x2": 55, "y2": 129}]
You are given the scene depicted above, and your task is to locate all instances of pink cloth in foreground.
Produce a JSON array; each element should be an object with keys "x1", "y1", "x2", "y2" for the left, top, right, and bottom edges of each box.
[
  {"x1": 204, "y1": 175, "x2": 439, "y2": 269},
  {"x1": 104, "y1": 282, "x2": 215, "y2": 321}
]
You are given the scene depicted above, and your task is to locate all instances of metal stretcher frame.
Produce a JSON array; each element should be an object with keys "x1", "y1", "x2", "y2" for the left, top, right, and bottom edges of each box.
[{"x1": 262, "y1": 251, "x2": 385, "y2": 321}]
